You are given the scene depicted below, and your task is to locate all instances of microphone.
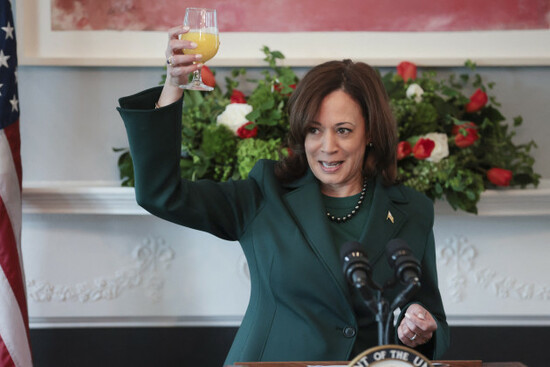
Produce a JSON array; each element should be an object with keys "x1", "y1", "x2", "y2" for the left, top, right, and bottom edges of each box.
[
  {"x1": 386, "y1": 238, "x2": 422, "y2": 310},
  {"x1": 340, "y1": 241, "x2": 379, "y2": 315},
  {"x1": 340, "y1": 241, "x2": 377, "y2": 290},
  {"x1": 385, "y1": 238, "x2": 422, "y2": 285}
]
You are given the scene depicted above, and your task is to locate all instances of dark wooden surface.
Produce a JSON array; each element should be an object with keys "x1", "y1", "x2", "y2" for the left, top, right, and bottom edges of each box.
[
  {"x1": 234, "y1": 361, "x2": 527, "y2": 367},
  {"x1": 233, "y1": 361, "x2": 483, "y2": 367},
  {"x1": 30, "y1": 326, "x2": 539, "y2": 367}
]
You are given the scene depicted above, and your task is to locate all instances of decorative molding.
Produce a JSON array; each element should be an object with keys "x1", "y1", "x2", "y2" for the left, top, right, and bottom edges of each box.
[
  {"x1": 22, "y1": 184, "x2": 147, "y2": 215},
  {"x1": 438, "y1": 235, "x2": 477, "y2": 303},
  {"x1": 29, "y1": 315, "x2": 245, "y2": 329},
  {"x1": 23, "y1": 180, "x2": 550, "y2": 216},
  {"x1": 475, "y1": 268, "x2": 550, "y2": 302},
  {"x1": 439, "y1": 235, "x2": 549, "y2": 304},
  {"x1": 433, "y1": 179, "x2": 550, "y2": 216},
  {"x1": 27, "y1": 314, "x2": 550, "y2": 328},
  {"x1": 445, "y1": 315, "x2": 550, "y2": 326},
  {"x1": 22, "y1": 182, "x2": 550, "y2": 329},
  {"x1": 27, "y1": 237, "x2": 174, "y2": 303}
]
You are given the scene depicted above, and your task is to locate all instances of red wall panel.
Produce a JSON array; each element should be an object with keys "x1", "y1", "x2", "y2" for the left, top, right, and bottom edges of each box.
[{"x1": 52, "y1": 0, "x2": 549, "y2": 32}]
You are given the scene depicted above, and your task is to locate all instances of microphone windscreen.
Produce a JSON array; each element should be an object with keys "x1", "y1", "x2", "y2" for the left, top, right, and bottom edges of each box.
[
  {"x1": 385, "y1": 238, "x2": 410, "y2": 264},
  {"x1": 340, "y1": 241, "x2": 363, "y2": 261}
]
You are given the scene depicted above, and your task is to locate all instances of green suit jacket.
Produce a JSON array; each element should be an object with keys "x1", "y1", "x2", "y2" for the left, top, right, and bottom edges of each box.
[{"x1": 117, "y1": 87, "x2": 450, "y2": 365}]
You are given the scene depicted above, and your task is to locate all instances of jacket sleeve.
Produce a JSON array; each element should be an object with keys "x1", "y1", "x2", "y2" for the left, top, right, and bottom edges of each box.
[
  {"x1": 394, "y1": 225, "x2": 450, "y2": 359},
  {"x1": 116, "y1": 86, "x2": 263, "y2": 241}
]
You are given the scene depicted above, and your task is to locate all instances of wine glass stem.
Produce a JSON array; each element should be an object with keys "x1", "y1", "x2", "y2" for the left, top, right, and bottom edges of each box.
[{"x1": 191, "y1": 69, "x2": 202, "y2": 85}]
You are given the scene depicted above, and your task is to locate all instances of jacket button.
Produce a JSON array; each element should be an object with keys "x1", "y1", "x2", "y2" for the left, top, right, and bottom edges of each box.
[{"x1": 343, "y1": 326, "x2": 356, "y2": 338}]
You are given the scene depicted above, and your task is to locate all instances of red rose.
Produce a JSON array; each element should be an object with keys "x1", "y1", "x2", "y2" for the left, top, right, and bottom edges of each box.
[
  {"x1": 274, "y1": 83, "x2": 296, "y2": 96},
  {"x1": 201, "y1": 65, "x2": 216, "y2": 88},
  {"x1": 465, "y1": 88, "x2": 488, "y2": 113},
  {"x1": 451, "y1": 122, "x2": 475, "y2": 135},
  {"x1": 230, "y1": 89, "x2": 247, "y2": 104},
  {"x1": 453, "y1": 122, "x2": 479, "y2": 148},
  {"x1": 397, "y1": 141, "x2": 412, "y2": 160},
  {"x1": 397, "y1": 61, "x2": 417, "y2": 82},
  {"x1": 413, "y1": 138, "x2": 435, "y2": 160},
  {"x1": 487, "y1": 168, "x2": 513, "y2": 186},
  {"x1": 236, "y1": 122, "x2": 258, "y2": 139}
]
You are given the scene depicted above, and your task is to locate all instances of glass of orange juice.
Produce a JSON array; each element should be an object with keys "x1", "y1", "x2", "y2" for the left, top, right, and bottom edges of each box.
[{"x1": 180, "y1": 8, "x2": 219, "y2": 91}]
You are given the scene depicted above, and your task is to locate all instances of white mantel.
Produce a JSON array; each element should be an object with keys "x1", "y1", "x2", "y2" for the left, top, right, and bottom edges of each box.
[
  {"x1": 22, "y1": 181, "x2": 550, "y2": 216},
  {"x1": 21, "y1": 181, "x2": 550, "y2": 329}
]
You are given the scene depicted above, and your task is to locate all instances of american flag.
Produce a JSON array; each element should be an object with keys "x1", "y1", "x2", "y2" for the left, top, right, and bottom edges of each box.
[{"x1": 1, "y1": 0, "x2": 33, "y2": 366}]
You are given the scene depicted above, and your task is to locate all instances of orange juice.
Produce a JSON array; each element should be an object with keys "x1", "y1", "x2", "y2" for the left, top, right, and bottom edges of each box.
[{"x1": 180, "y1": 32, "x2": 219, "y2": 63}]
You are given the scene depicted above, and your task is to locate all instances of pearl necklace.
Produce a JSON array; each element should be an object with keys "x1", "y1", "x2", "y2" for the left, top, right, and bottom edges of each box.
[{"x1": 326, "y1": 178, "x2": 368, "y2": 223}]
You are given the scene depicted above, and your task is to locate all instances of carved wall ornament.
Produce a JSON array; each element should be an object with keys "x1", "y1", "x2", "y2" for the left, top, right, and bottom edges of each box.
[
  {"x1": 439, "y1": 235, "x2": 549, "y2": 303},
  {"x1": 438, "y1": 235, "x2": 477, "y2": 302},
  {"x1": 27, "y1": 236, "x2": 175, "y2": 303},
  {"x1": 475, "y1": 268, "x2": 549, "y2": 301}
]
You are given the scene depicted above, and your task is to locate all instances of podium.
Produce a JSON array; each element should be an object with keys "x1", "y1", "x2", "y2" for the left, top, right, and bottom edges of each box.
[
  {"x1": 234, "y1": 361, "x2": 527, "y2": 367},
  {"x1": 233, "y1": 362, "x2": 481, "y2": 367}
]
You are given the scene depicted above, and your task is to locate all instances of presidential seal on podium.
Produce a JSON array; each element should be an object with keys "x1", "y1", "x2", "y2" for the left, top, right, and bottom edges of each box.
[{"x1": 348, "y1": 344, "x2": 433, "y2": 367}]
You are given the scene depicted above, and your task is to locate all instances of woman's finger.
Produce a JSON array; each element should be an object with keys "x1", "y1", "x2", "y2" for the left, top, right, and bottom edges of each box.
[
  {"x1": 404, "y1": 312, "x2": 426, "y2": 334},
  {"x1": 405, "y1": 306, "x2": 436, "y2": 332},
  {"x1": 400, "y1": 322, "x2": 429, "y2": 347},
  {"x1": 398, "y1": 321, "x2": 418, "y2": 347},
  {"x1": 169, "y1": 61, "x2": 202, "y2": 77},
  {"x1": 398, "y1": 306, "x2": 438, "y2": 347},
  {"x1": 165, "y1": 26, "x2": 198, "y2": 58},
  {"x1": 168, "y1": 53, "x2": 202, "y2": 68},
  {"x1": 168, "y1": 25, "x2": 188, "y2": 40}
]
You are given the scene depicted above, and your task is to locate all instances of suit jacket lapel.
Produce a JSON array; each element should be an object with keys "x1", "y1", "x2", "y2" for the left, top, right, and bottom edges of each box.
[
  {"x1": 282, "y1": 172, "x2": 351, "y2": 299},
  {"x1": 282, "y1": 173, "x2": 412, "y2": 305},
  {"x1": 359, "y1": 177, "x2": 409, "y2": 266}
]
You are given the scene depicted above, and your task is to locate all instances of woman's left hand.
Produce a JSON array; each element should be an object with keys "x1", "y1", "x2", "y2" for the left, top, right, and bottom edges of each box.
[{"x1": 397, "y1": 304, "x2": 437, "y2": 348}]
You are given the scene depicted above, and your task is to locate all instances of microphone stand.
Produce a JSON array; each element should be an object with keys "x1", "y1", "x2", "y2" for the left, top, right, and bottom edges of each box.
[
  {"x1": 358, "y1": 280, "x2": 420, "y2": 346},
  {"x1": 376, "y1": 290, "x2": 390, "y2": 345},
  {"x1": 341, "y1": 240, "x2": 422, "y2": 346},
  {"x1": 357, "y1": 286, "x2": 390, "y2": 345}
]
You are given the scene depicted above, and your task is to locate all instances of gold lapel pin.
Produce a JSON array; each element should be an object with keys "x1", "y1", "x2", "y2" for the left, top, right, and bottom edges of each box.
[{"x1": 386, "y1": 210, "x2": 394, "y2": 224}]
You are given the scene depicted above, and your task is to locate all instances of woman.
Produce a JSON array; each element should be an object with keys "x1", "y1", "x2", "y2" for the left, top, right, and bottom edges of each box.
[{"x1": 117, "y1": 26, "x2": 449, "y2": 365}]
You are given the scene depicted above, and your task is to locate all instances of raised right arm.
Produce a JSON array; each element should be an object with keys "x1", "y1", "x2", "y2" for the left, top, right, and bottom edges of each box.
[{"x1": 117, "y1": 87, "x2": 262, "y2": 241}]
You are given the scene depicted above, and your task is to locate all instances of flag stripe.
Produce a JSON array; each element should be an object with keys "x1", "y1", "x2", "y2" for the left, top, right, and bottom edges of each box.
[
  {"x1": 0, "y1": 335, "x2": 18, "y2": 367},
  {"x1": 4, "y1": 121, "x2": 22, "y2": 187},
  {"x1": 0, "y1": 264, "x2": 32, "y2": 367},
  {"x1": 0, "y1": 128, "x2": 23, "y2": 262},
  {"x1": 0, "y1": 129, "x2": 31, "y2": 367},
  {"x1": 1, "y1": 0, "x2": 32, "y2": 365},
  {"x1": 0, "y1": 196, "x2": 27, "y2": 322}
]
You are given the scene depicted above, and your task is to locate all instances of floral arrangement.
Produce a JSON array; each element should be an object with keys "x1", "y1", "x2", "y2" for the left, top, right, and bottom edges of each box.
[
  {"x1": 387, "y1": 61, "x2": 538, "y2": 212},
  {"x1": 116, "y1": 48, "x2": 539, "y2": 214}
]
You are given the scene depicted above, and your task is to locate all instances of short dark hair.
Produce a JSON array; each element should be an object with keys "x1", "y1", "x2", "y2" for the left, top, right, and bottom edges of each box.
[{"x1": 275, "y1": 59, "x2": 397, "y2": 186}]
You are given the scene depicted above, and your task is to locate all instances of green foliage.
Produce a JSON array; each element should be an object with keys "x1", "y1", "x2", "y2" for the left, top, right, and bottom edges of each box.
[
  {"x1": 113, "y1": 147, "x2": 134, "y2": 187},
  {"x1": 116, "y1": 53, "x2": 539, "y2": 214},
  {"x1": 236, "y1": 138, "x2": 283, "y2": 179},
  {"x1": 389, "y1": 60, "x2": 539, "y2": 212}
]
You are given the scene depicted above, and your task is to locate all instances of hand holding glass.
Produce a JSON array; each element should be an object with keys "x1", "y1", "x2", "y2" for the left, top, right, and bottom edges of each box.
[{"x1": 179, "y1": 8, "x2": 219, "y2": 91}]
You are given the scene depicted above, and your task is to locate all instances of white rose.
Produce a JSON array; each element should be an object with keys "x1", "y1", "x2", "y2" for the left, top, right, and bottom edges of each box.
[
  {"x1": 424, "y1": 132, "x2": 449, "y2": 163},
  {"x1": 216, "y1": 103, "x2": 253, "y2": 134},
  {"x1": 406, "y1": 83, "x2": 424, "y2": 103}
]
